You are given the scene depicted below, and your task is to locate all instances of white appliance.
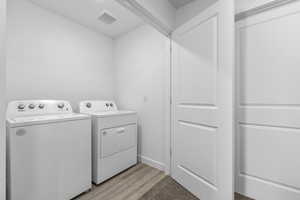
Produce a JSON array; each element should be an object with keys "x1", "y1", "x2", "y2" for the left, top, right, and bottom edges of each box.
[
  {"x1": 79, "y1": 100, "x2": 137, "y2": 184},
  {"x1": 6, "y1": 100, "x2": 92, "y2": 200}
]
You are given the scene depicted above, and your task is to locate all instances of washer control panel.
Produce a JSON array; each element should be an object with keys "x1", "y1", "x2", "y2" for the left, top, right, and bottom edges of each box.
[
  {"x1": 79, "y1": 100, "x2": 118, "y2": 113},
  {"x1": 7, "y1": 100, "x2": 73, "y2": 118}
]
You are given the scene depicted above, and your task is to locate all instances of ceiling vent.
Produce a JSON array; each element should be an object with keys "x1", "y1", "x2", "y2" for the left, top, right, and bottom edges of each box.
[{"x1": 98, "y1": 12, "x2": 117, "y2": 25}]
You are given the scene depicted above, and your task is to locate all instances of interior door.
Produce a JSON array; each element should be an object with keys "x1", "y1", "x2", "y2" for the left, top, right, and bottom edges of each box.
[
  {"x1": 171, "y1": 2, "x2": 234, "y2": 200},
  {"x1": 236, "y1": 1, "x2": 300, "y2": 199}
]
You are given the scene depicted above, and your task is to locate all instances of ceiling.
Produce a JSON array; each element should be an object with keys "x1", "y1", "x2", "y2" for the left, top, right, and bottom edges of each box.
[
  {"x1": 168, "y1": 0, "x2": 196, "y2": 9},
  {"x1": 29, "y1": 0, "x2": 144, "y2": 38}
]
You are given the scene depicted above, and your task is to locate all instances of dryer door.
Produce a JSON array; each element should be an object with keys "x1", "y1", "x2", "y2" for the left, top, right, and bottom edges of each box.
[{"x1": 101, "y1": 124, "x2": 136, "y2": 158}]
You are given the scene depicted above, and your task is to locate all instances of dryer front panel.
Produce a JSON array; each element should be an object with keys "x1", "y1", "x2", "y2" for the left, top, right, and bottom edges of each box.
[{"x1": 100, "y1": 124, "x2": 136, "y2": 158}]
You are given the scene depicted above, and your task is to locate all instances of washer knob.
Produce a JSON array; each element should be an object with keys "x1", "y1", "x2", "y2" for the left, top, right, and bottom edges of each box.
[
  {"x1": 38, "y1": 104, "x2": 45, "y2": 109},
  {"x1": 86, "y1": 102, "x2": 92, "y2": 108},
  {"x1": 17, "y1": 104, "x2": 26, "y2": 110},
  {"x1": 110, "y1": 103, "x2": 113, "y2": 107},
  {"x1": 57, "y1": 103, "x2": 65, "y2": 109},
  {"x1": 28, "y1": 104, "x2": 36, "y2": 109},
  {"x1": 105, "y1": 103, "x2": 109, "y2": 107}
]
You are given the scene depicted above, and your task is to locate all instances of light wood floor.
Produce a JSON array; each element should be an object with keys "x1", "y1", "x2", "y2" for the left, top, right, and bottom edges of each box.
[
  {"x1": 235, "y1": 193, "x2": 253, "y2": 200},
  {"x1": 74, "y1": 163, "x2": 252, "y2": 200},
  {"x1": 75, "y1": 164, "x2": 166, "y2": 200}
]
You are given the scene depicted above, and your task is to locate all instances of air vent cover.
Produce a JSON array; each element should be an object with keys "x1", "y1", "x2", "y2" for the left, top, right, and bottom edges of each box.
[{"x1": 98, "y1": 12, "x2": 117, "y2": 24}]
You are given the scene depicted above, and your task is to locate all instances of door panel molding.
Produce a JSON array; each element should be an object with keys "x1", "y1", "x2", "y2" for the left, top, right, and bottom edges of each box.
[{"x1": 236, "y1": 1, "x2": 300, "y2": 199}]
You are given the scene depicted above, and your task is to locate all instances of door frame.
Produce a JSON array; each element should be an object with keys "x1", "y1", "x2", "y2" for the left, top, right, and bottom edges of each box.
[
  {"x1": 169, "y1": 1, "x2": 235, "y2": 199},
  {"x1": 0, "y1": 0, "x2": 6, "y2": 199},
  {"x1": 164, "y1": 37, "x2": 172, "y2": 175}
]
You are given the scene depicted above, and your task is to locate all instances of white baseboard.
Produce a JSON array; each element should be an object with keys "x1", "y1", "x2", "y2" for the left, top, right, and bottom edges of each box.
[{"x1": 138, "y1": 155, "x2": 165, "y2": 172}]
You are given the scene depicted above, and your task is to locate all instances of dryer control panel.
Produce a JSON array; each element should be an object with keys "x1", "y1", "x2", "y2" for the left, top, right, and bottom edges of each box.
[
  {"x1": 7, "y1": 100, "x2": 73, "y2": 118},
  {"x1": 79, "y1": 100, "x2": 118, "y2": 113}
]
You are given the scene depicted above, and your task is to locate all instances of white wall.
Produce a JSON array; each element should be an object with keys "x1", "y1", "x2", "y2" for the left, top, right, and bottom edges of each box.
[
  {"x1": 114, "y1": 25, "x2": 170, "y2": 171},
  {"x1": 235, "y1": 0, "x2": 276, "y2": 13},
  {"x1": 0, "y1": 0, "x2": 6, "y2": 198},
  {"x1": 7, "y1": 0, "x2": 114, "y2": 110},
  {"x1": 7, "y1": 0, "x2": 171, "y2": 174}
]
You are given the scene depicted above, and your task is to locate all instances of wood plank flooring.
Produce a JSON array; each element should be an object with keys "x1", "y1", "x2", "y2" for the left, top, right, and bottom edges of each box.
[
  {"x1": 74, "y1": 163, "x2": 253, "y2": 200},
  {"x1": 74, "y1": 164, "x2": 166, "y2": 200},
  {"x1": 235, "y1": 193, "x2": 254, "y2": 200}
]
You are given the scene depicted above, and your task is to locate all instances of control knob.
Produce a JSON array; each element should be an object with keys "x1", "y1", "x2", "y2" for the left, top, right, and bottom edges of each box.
[
  {"x1": 28, "y1": 104, "x2": 36, "y2": 109},
  {"x1": 86, "y1": 102, "x2": 92, "y2": 108},
  {"x1": 38, "y1": 104, "x2": 45, "y2": 109},
  {"x1": 17, "y1": 104, "x2": 26, "y2": 110},
  {"x1": 57, "y1": 103, "x2": 65, "y2": 109}
]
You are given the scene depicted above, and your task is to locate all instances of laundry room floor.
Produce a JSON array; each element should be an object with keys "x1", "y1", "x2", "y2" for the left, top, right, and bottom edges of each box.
[
  {"x1": 74, "y1": 164, "x2": 166, "y2": 200},
  {"x1": 74, "y1": 163, "x2": 252, "y2": 200}
]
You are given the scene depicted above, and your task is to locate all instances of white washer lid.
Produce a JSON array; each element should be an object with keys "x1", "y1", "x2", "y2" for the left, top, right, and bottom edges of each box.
[{"x1": 7, "y1": 113, "x2": 90, "y2": 128}]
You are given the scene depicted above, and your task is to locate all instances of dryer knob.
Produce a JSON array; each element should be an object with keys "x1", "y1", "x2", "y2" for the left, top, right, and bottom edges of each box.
[
  {"x1": 86, "y1": 102, "x2": 92, "y2": 108},
  {"x1": 38, "y1": 104, "x2": 45, "y2": 109},
  {"x1": 57, "y1": 103, "x2": 65, "y2": 109}
]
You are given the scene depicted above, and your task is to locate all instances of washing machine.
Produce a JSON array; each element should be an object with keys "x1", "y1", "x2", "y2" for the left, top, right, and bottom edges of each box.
[
  {"x1": 79, "y1": 100, "x2": 137, "y2": 184},
  {"x1": 6, "y1": 100, "x2": 92, "y2": 200}
]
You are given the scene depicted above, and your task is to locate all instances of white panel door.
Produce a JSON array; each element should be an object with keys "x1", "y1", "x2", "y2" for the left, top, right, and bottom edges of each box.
[
  {"x1": 171, "y1": 2, "x2": 234, "y2": 200},
  {"x1": 236, "y1": 1, "x2": 300, "y2": 199}
]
